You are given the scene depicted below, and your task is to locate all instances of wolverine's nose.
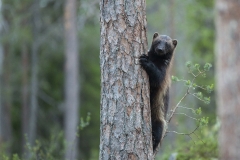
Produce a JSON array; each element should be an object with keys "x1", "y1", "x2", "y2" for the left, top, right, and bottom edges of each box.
[{"x1": 156, "y1": 48, "x2": 164, "y2": 53}]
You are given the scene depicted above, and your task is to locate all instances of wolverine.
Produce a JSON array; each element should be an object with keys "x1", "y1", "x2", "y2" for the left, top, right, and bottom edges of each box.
[{"x1": 139, "y1": 32, "x2": 177, "y2": 151}]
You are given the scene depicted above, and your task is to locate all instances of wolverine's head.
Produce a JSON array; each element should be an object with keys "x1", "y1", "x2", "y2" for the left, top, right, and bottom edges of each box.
[{"x1": 151, "y1": 32, "x2": 177, "y2": 56}]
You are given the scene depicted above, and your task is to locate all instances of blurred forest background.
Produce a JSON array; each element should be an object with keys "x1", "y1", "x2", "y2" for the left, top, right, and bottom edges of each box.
[{"x1": 0, "y1": 0, "x2": 218, "y2": 159}]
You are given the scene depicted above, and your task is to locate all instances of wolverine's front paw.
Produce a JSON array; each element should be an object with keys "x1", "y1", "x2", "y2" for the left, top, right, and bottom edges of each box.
[
  {"x1": 139, "y1": 54, "x2": 150, "y2": 68},
  {"x1": 140, "y1": 54, "x2": 148, "y2": 59}
]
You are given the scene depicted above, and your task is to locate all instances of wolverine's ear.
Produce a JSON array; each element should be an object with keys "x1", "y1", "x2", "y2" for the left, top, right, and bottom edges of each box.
[
  {"x1": 172, "y1": 39, "x2": 178, "y2": 47},
  {"x1": 153, "y1": 32, "x2": 159, "y2": 39}
]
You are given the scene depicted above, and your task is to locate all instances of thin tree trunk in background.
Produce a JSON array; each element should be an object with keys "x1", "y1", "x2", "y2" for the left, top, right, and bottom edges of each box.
[
  {"x1": 169, "y1": 0, "x2": 175, "y2": 39},
  {"x1": 0, "y1": 45, "x2": 13, "y2": 153},
  {"x1": 167, "y1": 0, "x2": 177, "y2": 151},
  {"x1": 21, "y1": 44, "x2": 29, "y2": 154},
  {"x1": 0, "y1": 40, "x2": 3, "y2": 145},
  {"x1": 0, "y1": 4, "x2": 12, "y2": 151},
  {"x1": 215, "y1": 0, "x2": 240, "y2": 159},
  {"x1": 64, "y1": 0, "x2": 79, "y2": 159},
  {"x1": 99, "y1": 0, "x2": 153, "y2": 159},
  {"x1": 28, "y1": 0, "x2": 40, "y2": 153}
]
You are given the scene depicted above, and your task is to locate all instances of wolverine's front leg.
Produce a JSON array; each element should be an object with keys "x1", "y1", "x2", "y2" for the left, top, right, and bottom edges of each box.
[{"x1": 139, "y1": 54, "x2": 165, "y2": 86}]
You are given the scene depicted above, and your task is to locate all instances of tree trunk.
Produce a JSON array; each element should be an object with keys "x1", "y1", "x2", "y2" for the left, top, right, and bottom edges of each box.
[
  {"x1": 99, "y1": 0, "x2": 153, "y2": 159},
  {"x1": 215, "y1": 0, "x2": 240, "y2": 159},
  {"x1": 0, "y1": 45, "x2": 13, "y2": 153},
  {"x1": 167, "y1": 0, "x2": 177, "y2": 151},
  {"x1": 64, "y1": 0, "x2": 79, "y2": 159},
  {"x1": 0, "y1": 38, "x2": 4, "y2": 145},
  {"x1": 21, "y1": 44, "x2": 29, "y2": 154},
  {"x1": 28, "y1": 0, "x2": 40, "y2": 151}
]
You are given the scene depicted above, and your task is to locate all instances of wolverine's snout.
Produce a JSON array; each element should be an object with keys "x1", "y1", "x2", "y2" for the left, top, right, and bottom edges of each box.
[{"x1": 156, "y1": 45, "x2": 166, "y2": 55}]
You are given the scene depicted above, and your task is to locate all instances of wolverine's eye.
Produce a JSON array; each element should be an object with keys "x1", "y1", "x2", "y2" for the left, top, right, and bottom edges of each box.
[
  {"x1": 154, "y1": 41, "x2": 161, "y2": 46},
  {"x1": 165, "y1": 42, "x2": 170, "y2": 48},
  {"x1": 156, "y1": 41, "x2": 161, "y2": 44}
]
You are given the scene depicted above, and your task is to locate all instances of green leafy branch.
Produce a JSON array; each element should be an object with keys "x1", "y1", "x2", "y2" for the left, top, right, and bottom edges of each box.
[
  {"x1": 153, "y1": 62, "x2": 213, "y2": 156},
  {"x1": 78, "y1": 112, "x2": 91, "y2": 132},
  {"x1": 166, "y1": 61, "x2": 213, "y2": 142}
]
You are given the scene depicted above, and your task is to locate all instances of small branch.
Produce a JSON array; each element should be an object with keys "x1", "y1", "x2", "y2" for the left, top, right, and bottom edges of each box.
[
  {"x1": 197, "y1": 68, "x2": 202, "y2": 74},
  {"x1": 194, "y1": 84, "x2": 206, "y2": 90},
  {"x1": 167, "y1": 125, "x2": 199, "y2": 136},
  {"x1": 193, "y1": 132, "x2": 205, "y2": 144},
  {"x1": 153, "y1": 69, "x2": 207, "y2": 156},
  {"x1": 173, "y1": 113, "x2": 198, "y2": 121},
  {"x1": 177, "y1": 106, "x2": 195, "y2": 112},
  {"x1": 190, "y1": 93, "x2": 205, "y2": 102},
  {"x1": 167, "y1": 92, "x2": 188, "y2": 123},
  {"x1": 188, "y1": 135, "x2": 196, "y2": 144},
  {"x1": 166, "y1": 130, "x2": 187, "y2": 135},
  {"x1": 166, "y1": 125, "x2": 206, "y2": 145},
  {"x1": 190, "y1": 69, "x2": 204, "y2": 80},
  {"x1": 167, "y1": 69, "x2": 206, "y2": 130},
  {"x1": 167, "y1": 69, "x2": 203, "y2": 123},
  {"x1": 167, "y1": 130, "x2": 191, "y2": 135},
  {"x1": 190, "y1": 72, "x2": 197, "y2": 78}
]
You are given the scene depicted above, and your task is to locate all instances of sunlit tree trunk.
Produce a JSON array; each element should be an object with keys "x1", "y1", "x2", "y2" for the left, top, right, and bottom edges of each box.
[
  {"x1": 215, "y1": 0, "x2": 240, "y2": 159},
  {"x1": 64, "y1": 0, "x2": 79, "y2": 159},
  {"x1": 99, "y1": 0, "x2": 153, "y2": 159}
]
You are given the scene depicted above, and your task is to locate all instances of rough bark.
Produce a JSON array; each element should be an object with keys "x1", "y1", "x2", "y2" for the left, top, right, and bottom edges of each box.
[
  {"x1": 99, "y1": 0, "x2": 153, "y2": 159},
  {"x1": 215, "y1": 0, "x2": 240, "y2": 159},
  {"x1": 64, "y1": 0, "x2": 79, "y2": 159}
]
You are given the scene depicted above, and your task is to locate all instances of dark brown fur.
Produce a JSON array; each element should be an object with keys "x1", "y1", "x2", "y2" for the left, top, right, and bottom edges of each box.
[{"x1": 139, "y1": 32, "x2": 177, "y2": 151}]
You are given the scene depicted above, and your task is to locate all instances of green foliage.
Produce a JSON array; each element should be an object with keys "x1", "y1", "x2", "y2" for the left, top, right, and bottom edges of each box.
[
  {"x1": 172, "y1": 62, "x2": 213, "y2": 105},
  {"x1": 1, "y1": 0, "x2": 216, "y2": 159},
  {"x1": 198, "y1": 117, "x2": 209, "y2": 127},
  {"x1": 186, "y1": 0, "x2": 214, "y2": 60},
  {"x1": 146, "y1": 0, "x2": 216, "y2": 158},
  {"x1": 194, "y1": 107, "x2": 201, "y2": 115},
  {"x1": 204, "y1": 63, "x2": 212, "y2": 72},
  {"x1": 185, "y1": 0, "x2": 216, "y2": 124},
  {"x1": 167, "y1": 62, "x2": 214, "y2": 156},
  {"x1": 159, "y1": 125, "x2": 218, "y2": 160},
  {"x1": 1, "y1": 130, "x2": 66, "y2": 160},
  {"x1": 23, "y1": 131, "x2": 65, "y2": 160},
  {"x1": 176, "y1": 138, "x2": 217, "y2": 160},
  {"x1": 78, "y1": 20, "x2": 100, "y2": 160},
  {"x1": 12, "y1": 154, "x2": 21, "y2": 160},
  {"x1": 79, "y1": 112, "x2": 91, "y2": 131},
  {"x1": 1, "y1": 116, "x2": 92, "y2": 160},
  {"x1": 0, "y1": 131, "x2": 64, "y2": 160},
  {"x1": 175, "y1": 123, "x2": 219, "y2": 160},
  {"x1": 1, "y1": 0, "x2": 100, "y2": 158}
]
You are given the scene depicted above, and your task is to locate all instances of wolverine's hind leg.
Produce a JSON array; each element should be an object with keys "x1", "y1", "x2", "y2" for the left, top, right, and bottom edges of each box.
[{"x1": 152, "y1": 119, "x2": 166, "y2": 151}]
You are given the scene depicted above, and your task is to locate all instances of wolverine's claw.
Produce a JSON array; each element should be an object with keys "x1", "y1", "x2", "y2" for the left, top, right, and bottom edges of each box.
[
  {"x1": 139, "y1": 54, "x2": 148, "y2": 59},
  {"x1": 139, "y1": 56, "x2": 148, "y2": 64}
]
